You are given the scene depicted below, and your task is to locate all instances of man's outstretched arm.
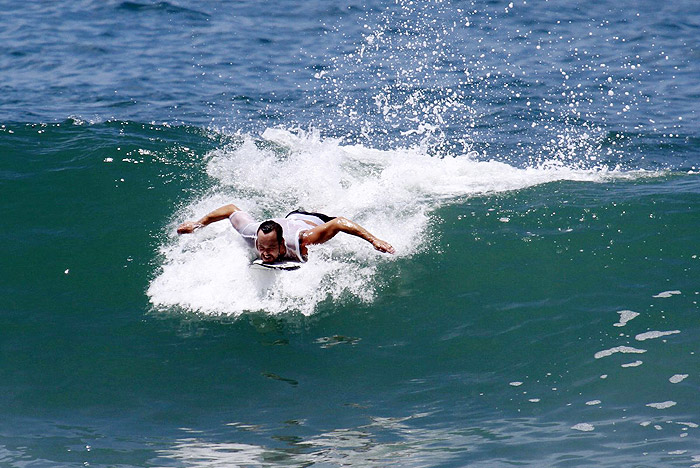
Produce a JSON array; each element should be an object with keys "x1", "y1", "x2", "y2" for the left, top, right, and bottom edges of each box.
[
  {"x1": 300, "y1": 217, "x2": 395, "y2": 254},
  {"x1": 177, "y1": 204, "x2": 240, "y2": 234}
]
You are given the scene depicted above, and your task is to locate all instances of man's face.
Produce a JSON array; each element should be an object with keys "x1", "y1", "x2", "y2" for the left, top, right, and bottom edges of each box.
[{"x1": 256, "y1": 231, "x2": 283, "y2": 263}]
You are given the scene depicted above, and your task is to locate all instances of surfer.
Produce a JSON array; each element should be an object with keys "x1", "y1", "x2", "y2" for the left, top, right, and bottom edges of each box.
[{"x1": 177, "y1": 204, "x2": 395, "y2": 263}]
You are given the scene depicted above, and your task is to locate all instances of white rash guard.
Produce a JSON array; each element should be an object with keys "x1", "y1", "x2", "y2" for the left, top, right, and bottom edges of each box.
[{"x1": 229, "y1": 211, "x2": 329, "y2": 262}]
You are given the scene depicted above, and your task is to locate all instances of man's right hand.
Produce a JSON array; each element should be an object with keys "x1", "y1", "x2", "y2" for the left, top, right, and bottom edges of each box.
[{"x1": 177, "y1": 221, "x2": 203, "y2": 234}]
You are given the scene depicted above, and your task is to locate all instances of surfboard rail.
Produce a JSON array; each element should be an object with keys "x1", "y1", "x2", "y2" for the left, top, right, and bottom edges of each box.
[{"x1": 250, "y1": 259, "x2": 302, "y2": 271}]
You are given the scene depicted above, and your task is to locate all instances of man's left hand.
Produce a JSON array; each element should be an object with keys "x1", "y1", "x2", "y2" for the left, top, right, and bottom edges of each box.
[{"x1": 372, "y1": 238, "x2": 395, "y2": 254}]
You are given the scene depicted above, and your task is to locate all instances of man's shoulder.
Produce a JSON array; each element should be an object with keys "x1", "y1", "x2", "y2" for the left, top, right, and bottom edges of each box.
[{"x1": 230, "y1": 211, "x2": 259, "y2": 240}]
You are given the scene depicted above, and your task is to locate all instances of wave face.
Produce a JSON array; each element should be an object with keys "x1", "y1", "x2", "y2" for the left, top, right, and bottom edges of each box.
[{"x1": 2, "y1": 0, "x2": 700, "y2": 467}]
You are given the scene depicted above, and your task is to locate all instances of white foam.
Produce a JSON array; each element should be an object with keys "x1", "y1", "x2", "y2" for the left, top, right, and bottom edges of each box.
[
  {"x1": 594, "y1": 346, "x2": 646, "y2": 359},
  {"x1": 621, "y1": 360, "x2": 643, "y2": 368},
  {"x1": 646, "y1": 401, "x2": 677, "y2": 410},
  {"x1": 572, "y1": 423, "x2": 595, "y2": 432},
  {"x1": 635, "y1": 330, "x2": 681, "y2": 341},
  {"x1": 149, "y1": 129, "x2": 647, "y2": 316},
  {"x1": 613, "y1": 310, "x2": 639, "y2": 327},
  {"x1": 653, "y1": 290, "x2": 681, "y2": 298},
  {"x1": 669, "y1": 374, "x2": 688, "y2": 384}
]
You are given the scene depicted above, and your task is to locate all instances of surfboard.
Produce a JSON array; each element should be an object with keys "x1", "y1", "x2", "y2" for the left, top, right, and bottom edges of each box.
[{"x1": 251, "y1": 259, "x2": 302, "y2": 271}]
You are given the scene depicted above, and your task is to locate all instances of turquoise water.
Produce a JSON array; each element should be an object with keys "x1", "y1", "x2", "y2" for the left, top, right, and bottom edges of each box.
[{"x1": 2, "y1": 1, "x2": 699, "y2": 466}]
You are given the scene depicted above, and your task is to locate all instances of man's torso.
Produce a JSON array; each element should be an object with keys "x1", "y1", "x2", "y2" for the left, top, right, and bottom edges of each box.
[{"x1": 229, "y1": 211, "x2": 328, "y2": 262}]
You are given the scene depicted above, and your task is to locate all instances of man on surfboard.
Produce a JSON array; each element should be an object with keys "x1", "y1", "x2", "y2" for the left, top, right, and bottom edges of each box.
[{"x1": 177, "y1": 204, "x2": 395, "y2": 264}]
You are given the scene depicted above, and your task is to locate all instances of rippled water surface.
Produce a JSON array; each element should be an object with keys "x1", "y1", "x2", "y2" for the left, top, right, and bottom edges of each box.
[{"x1": 1, "y1": 0, "x2": 699, "y2": 466}]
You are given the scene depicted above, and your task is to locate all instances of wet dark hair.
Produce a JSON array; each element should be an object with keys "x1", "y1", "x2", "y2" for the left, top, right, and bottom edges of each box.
[{"x1": 257, "y1": 220, "x2": 284, "y2": 245}]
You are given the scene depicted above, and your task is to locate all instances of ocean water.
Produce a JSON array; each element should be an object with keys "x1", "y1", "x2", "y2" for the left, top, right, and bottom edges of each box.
[{"x1": 1, "y1": 0, "x2": 699, "y2": 466}]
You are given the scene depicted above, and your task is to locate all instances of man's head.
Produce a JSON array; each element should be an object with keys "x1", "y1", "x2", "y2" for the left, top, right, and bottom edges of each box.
[{"x1": 256, "y1": 220, "x2": 286, "y2": 263}]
